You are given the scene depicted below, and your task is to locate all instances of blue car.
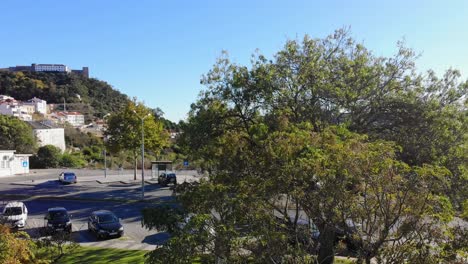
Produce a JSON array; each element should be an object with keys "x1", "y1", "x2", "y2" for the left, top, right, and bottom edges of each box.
[{"x1": 59, "y1": 172, "x2": 77, "y2": 184}]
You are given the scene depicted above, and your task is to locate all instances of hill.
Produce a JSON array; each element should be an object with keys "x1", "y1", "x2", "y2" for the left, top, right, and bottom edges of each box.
[{"x1": 0, "y1": 71, "x2": 129, "y2": 120}]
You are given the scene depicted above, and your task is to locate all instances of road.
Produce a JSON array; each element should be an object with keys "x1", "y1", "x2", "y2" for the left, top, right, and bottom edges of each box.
[{"x1": 0, "y1": 169, "x2": 201, "y2": 250}]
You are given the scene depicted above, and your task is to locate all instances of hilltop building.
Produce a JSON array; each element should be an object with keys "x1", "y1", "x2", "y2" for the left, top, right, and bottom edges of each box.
[{"x1": 2, "y1": 63, "x2": 89, "y2": 78}]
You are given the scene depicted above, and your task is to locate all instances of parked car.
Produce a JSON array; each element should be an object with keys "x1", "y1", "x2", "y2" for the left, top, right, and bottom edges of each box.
[
  {"x1": 44, "y1": 207, "x2": 72, "y2": 233},
  {"x1": 1, "y1": 201, "x2": 28, "y2": 228},
  {"x1": 158, "y1": 172, "x2": 177, "y2": 186},
  {"x1": 59, "y1": 172, "x2": 77, "y2": 184},
  {"x1": 87, "y1": 210, "x2": 124, "y2": 239}
]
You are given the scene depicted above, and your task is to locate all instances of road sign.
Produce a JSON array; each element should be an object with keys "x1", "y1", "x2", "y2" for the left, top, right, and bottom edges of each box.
[
  {"x1": 22, "y1": 161, "x2": 28, "y2": 167},
  {"x1": 183, "y1": 160, "x2": 189, "y2": 166}
]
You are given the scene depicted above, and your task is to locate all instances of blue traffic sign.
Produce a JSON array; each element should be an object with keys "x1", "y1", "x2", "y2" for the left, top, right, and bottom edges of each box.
[
  {"x1": 22, "y1": 161, "x2": 28, "y2": 167},
  {"x1": 183, "y1": 160, "x2": 189, "y2": 166}
]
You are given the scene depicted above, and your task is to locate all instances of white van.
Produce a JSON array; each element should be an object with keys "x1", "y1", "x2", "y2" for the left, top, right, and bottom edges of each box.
[{"x1": 2, "y1": 202, "x2": 28, "y2": 228}]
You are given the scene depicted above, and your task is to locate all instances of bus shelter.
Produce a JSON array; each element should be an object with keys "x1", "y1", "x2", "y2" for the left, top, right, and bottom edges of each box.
[{"x1": 151, "y1": 160, "x2": 173, "y2": 179}]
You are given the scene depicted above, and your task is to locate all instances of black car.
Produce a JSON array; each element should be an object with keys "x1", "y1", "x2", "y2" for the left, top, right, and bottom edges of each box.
[
  {"x1": 44, "y1": 207, "x2": 72, "y2": 233},
  {"x1": 87, "y1": 210, "x2": 124, "y2": 239},
  {"x1": 158, "y1": 172, "x2": 177, "y2": 186}
]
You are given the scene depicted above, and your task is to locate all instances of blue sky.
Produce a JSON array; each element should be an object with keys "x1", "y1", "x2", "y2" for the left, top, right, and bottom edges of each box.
[{"x1": 1, "y1": 0, "x2": 467, "y2": 121}]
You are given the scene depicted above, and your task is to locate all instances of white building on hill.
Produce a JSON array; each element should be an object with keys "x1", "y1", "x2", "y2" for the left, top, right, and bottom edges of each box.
[
  {"x1": 0, "y1": 97, "x2": 32, "y2": 121},
  {"x1": 23, "y1": 97, "x2": 47, "y2": 114},
  {"x1": 52, "y1": 111, "x2": 85, "y2": 127}
]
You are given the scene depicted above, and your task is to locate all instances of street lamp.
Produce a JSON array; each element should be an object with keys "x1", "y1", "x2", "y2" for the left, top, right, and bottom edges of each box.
[
  {"x1": 133, "y1": 110, "x2": 151, "y2": 199},
  {"x1": 103, "y1": 113, "x2": 111, "y2": 179}
]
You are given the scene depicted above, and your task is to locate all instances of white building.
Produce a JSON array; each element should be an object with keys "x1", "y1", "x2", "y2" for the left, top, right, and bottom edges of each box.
[
  {"x1": 29, "y1": 122, "x2": 66, "y2": 152},
  {"x1": 32, "y1": 64, "x2": 70, "y2": 73},
  {"x1": 0, "y1": 98, "x2": 32, "y2": 121},
  {"x1": 22, "y1": 97, "x2": 47, "y2": 115},
  {"x1": 53, "y1": 111, "x2": 85, "y2": 127},
  {"x1": 0, "y1": 95, "x2": 14, "y2": 101},
  {"x1": 0, "y1": 150, "x2": 31, "y2": 177}
]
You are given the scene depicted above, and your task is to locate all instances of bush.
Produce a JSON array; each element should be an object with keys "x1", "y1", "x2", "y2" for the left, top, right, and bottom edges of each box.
[
  {"x1": 60, "y1": 153, "x2": 86, "y2": 168},
  {"x1": 31, "y1": 145, "x2": 62, "y2": 168}
]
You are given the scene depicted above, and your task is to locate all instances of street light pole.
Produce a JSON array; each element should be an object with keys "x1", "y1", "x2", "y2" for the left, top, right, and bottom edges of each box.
[
  {"x1": 133, "y1": 111, "x2": 150, "y2": 200},
  {"x1": 104, "y1": 149, "x2": 107, "y2": 178},
  {"x1": 140, "y1": 116, "x2": 145, "y2": 199},
  {"x1": 103, "y1": 113, "x2": 110, "y2": 179}
]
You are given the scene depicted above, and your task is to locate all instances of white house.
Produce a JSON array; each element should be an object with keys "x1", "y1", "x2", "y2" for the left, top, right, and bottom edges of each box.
[
  {"x1": 0, "y1": 98, "x2": 32, "y2": 121},
  {"x1": 28, "y1": 121, "x2": 66, "y2": 152},
  {"x1": 0, "y1": 150, "x2": 31, "y2": 177},
  {"x1": 23, "y1": 97, "x2": 47, "y2": 114},
  {"x1": 0, "y1": 95, "x2": 14, "y2": 101},
  {"x1": 52, "y1": 111, "x2": 85, "y2": 127}
]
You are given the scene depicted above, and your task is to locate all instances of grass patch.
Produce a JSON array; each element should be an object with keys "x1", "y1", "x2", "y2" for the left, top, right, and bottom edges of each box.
[{"x1": 56, "y1": 246, "x2": 146, "y2": 264}]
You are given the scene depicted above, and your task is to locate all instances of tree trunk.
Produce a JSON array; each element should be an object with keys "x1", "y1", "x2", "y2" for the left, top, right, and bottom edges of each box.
[{"x1": 317, "y1": 225, "x2": 336, "y2": 264}]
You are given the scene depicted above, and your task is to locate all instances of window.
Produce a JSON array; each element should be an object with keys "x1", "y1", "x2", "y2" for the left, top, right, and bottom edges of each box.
[{"x1": 1, "y1": 156, "x2": 10, "y2": 169}]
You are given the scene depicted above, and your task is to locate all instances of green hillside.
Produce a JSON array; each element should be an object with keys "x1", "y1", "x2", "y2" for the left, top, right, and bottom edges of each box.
[{"x1": 0, "y1": 71, "x2": 130, "y2": 120}]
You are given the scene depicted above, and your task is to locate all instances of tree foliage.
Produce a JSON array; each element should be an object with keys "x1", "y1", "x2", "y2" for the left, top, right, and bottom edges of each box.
[
  {"x1": 105, "y1": 101, "x2": 169, "y2": 177},
  {"x1": 145, "y1": 29, "x2": 467, "y2": 263},
  {"x1": 0, "y1": 224, "x2": 37, "y2": 264},
  {"x1": 0, "y1": 115, "x2": 36, "y2": 153},
  {"x1": 31, "y1": 145, "x2": 62, "y2": 168}
]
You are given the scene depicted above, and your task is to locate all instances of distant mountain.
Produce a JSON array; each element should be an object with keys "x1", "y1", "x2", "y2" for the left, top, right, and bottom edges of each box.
[{"x1": 0, "y1": 71, "x2": 130, "y2": 120}]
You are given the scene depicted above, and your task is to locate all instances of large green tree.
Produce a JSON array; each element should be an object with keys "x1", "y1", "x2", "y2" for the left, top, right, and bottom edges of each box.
[
  {"x1": 144, "y1": 29, "x2": 467, "y2": 263},
  {"x1": 105, "y1": 101, "x2": 169, "y2": 179},
  {"x1": 0, "y1": 115, "x2": 36, "y2": 153}
]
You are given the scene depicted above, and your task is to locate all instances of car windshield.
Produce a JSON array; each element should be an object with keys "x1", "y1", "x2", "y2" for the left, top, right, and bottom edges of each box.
[
  {"x1": 167, "y1": 173, "x2": 176, "y2": 177},
  {"x1": 4, "y1": 207, "x2": 22, "y2": 215},
  {"x1": 97, "y1": 214, "x2": 118, "y2": 223},
  {"x1": 49, "y1": 210, "x2": 68, "y2": 220}
]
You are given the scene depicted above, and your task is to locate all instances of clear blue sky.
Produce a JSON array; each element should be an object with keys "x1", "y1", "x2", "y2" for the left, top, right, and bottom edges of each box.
[{"x1": 1, "y1": 0, "x2": 467, "y2": 121}]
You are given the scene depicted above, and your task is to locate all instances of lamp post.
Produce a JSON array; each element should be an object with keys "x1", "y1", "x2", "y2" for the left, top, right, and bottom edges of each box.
[
  {"x1": 103, "y1": 113, "x2": 111, "y2": 179},
  {"x1": 133, "y1": 111, "x2": 151, "y2": 200}
]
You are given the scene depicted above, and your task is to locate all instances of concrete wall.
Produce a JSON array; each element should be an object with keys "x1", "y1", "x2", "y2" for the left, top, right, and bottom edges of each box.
[{"x1": 33, "y1": 128, "x2": 66, "y2": 152}]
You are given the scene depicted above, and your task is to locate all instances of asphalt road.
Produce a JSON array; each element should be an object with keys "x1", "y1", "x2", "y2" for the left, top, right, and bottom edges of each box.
[
  {"x1": 13, "y1": 198, "x2": 169, "y2": 251},
  {"x1": 0, "y1": 169, "x2": 193, "y2": 250}
]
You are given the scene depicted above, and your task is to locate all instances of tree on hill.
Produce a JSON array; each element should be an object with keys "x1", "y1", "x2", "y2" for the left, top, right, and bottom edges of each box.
[
  {"x1": 0, "y1": 115, "x2": 36, "y2": 153},
  {"x1": 105, "y1": 101, "x2": 169, "y2": 180}
]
